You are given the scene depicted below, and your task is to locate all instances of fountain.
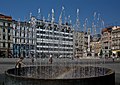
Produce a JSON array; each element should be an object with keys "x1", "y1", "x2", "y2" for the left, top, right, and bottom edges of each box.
[
  {"x1": 5, "y1": 8, "x2": 115, "y2": 85},
  {"x1": 5, "y1": 65, "x2": 115, "y2": 85}
]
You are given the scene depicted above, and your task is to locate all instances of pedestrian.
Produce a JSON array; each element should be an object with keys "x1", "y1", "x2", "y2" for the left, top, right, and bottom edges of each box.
[
  {"x1": 15, "y1": 57, "x2": 25, "y2": 75},
  {"x1": 112, "y1": 56, "x2": 115, "y2": 62},
  {"x1": 31, "y1": 57, "x2": 34, "y2": 63},
  {"x1": 49, "y1": 54, "x2": 53, "y2": 64}
]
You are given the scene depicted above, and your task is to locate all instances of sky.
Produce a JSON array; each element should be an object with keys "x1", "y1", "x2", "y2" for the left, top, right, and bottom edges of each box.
[{"x1": 0, "y1": 0, "x2": 120, "y2": 31}]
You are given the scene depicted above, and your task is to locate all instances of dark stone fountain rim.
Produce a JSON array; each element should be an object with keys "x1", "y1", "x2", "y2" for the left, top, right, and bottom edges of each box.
[{"x1": 5, "y1": 66, "x2": 115, "y2": 80}]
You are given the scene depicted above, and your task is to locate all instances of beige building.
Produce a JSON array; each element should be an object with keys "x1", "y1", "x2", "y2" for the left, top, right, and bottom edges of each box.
[
  {"x1": 112, "y1": 26, "x2": 120, "y2": 57},
  {"x1": 74, "y1": 31, "x2": 88, "y2": 58},
  {"x1": 101, "y1": 27, "x2": 112, "y2": 58},
  {"x1": 0, "y1": 14, "x2": 13, "y2": 58},
  {"x1": 12, "y1": 20, "x2": 35, "y2": 58},
  {"x1": 90, "y1": 40, "x2": 101, "y2": 57}
]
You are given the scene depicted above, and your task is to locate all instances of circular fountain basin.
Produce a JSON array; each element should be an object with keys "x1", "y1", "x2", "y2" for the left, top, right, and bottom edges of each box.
[{"x1": 5, "y1": 66, "x2": 115, "y2": 85}]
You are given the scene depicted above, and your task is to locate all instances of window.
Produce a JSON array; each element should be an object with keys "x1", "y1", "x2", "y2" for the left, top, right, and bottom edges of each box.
[
  {"x1": 8, "y1": 23, "x2": 11, "y2": 27},
  {"x1": 8, "y1": 35, "x2": 10, "y2": 40},
  {"x1": 0, "y1": 22, "x2": 3, "y2": 26},
  {"x1": 3, "y1": 43, "x2": 5, "y2": 47},
  {"x1": 24, "y1": 39, "x2": 25, "y2": 43},
  {"x1": 3, "y1": 35, "x2": 6, "y2": 40},
  {"x1": 3, "y1": 22, "x2": 5, "y2": 26},
  {"x1": 3, "y1": 28, "x2": 5, "y2": 32},
  {"x1": 8, "y1": 43, "x2": 10, "y2": 48},
  {"x1": 15, "y1": 39, "x2": 17, "y2": 43},
  {"x1": 105, "y1": 47, "x2": 108, "y2": 49},
  {"x1": 5, "y1": 23, "x2": 8, "y2": 26},
  {"x1": 8, "y1": 28, "x2": 10, "y2": 33}
]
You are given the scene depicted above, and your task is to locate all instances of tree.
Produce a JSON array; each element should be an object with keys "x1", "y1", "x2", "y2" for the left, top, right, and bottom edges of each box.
[{"x1": 99, "y1": 49, "x2": 103, "y2": 57}]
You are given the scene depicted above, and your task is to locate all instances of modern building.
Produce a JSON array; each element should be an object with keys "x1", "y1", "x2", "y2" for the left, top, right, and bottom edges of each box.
[
  {"x1": 0, "y1": 14, "x2": 13, "y2": 58},
  {"x1": 112, "y1": 26, "x2": 120, "y2": 57},
  {"x1": 36, "y1": 19, "x2": 74, "y2": 58}
]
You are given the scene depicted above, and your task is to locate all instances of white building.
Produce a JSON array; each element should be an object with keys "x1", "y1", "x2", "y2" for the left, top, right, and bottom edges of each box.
[
  {"x1": 0, "y1": 14, "x2": 13, "y2": 58},
  {"x1": 12, "y1": 20, "x2": 35, "y2": 58},
  {"x1": 36, "y1": 19, "x2": 74, "y2": 58}
]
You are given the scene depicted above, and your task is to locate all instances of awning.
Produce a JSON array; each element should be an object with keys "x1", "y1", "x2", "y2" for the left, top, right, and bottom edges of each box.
[{"x1": 112, "y1": 50, "x2": 120, "y2": 54}]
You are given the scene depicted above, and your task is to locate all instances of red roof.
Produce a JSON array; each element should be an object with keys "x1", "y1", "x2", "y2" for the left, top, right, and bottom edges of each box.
[{"x1": 0, "y1": 14, "x2": 12, "y2": 21}]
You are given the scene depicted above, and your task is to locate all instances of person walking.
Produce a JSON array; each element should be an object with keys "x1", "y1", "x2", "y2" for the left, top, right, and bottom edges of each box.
[
  {"x1": 112, "y1": 55, "x2": 115, "y2": 62},
  {"x1": 49, "y1": 54, "x2": 53, "y2": 64}
]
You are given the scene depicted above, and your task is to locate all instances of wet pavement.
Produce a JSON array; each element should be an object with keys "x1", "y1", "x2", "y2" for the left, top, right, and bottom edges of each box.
[{"x1": 0, "y1": 58, "x2": 120, "y2": 85}]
